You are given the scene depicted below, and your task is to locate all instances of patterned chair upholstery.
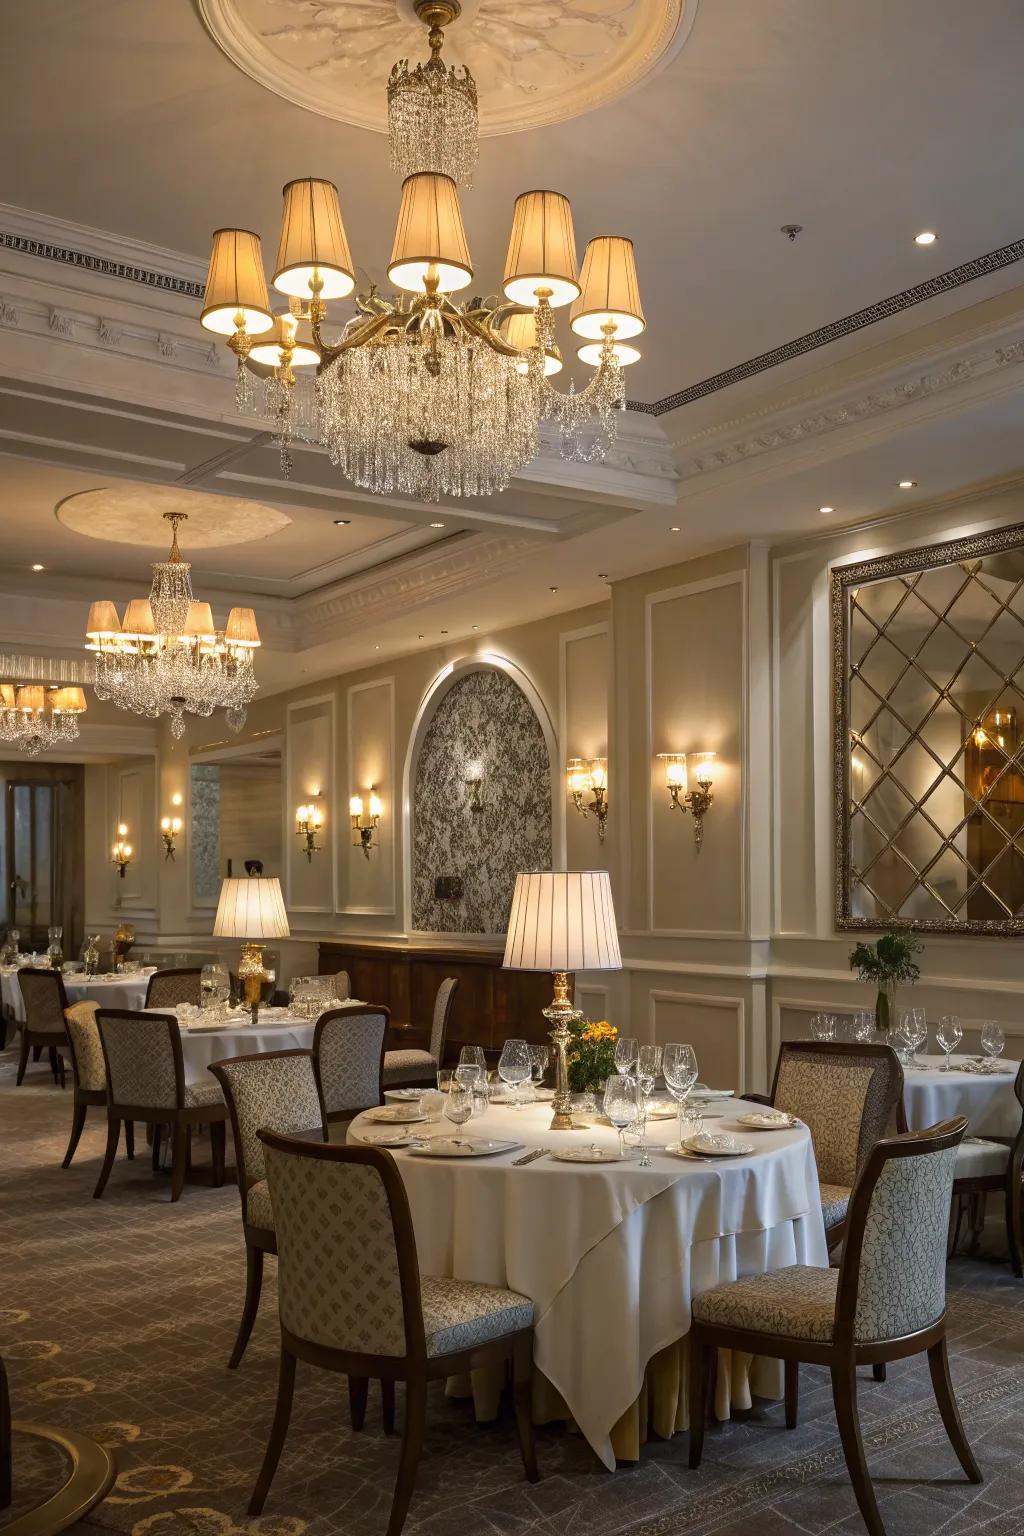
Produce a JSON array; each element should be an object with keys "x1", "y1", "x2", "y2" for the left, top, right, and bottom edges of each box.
[
  {"x1": 93, "y1": 1009, "x2": 227, "y2": 1203},
  {"x1": 383, "y1": 975, "x2": 459, "y2": 1088},
  {"x1": 206, "y1": 1049, "x2": 326, "y2": 1369},
  {"x1": 333, "y1": 970, "x2": 351, "y2": 1001},
  {"x1": 249, "y1": 1131, "x2": 537, "y2": 1528},
  {"x1": 313, "y1": 1006, "x2": 388, "y2": 1121},
  {"x1": 16, "y1": 968, "x2": 69, "y2": 1087},
  {"x1": 64, "y1": 1001, "x2": 105, "y2": 1093},
  {"x1": 688, "y1": 1118, "x2": 977, "y2": 1533},
  {"x1": 144, "y1": 967, "x2": 202, "y2": 1009},
  {"x1": 771, "y1": 1042, "x2": 903, "y2": 1241}
]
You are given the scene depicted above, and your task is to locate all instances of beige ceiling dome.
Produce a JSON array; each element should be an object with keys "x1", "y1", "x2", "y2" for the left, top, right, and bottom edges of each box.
[{"x1": 56, "y1": 484, "x2": 292, "y2": 549}]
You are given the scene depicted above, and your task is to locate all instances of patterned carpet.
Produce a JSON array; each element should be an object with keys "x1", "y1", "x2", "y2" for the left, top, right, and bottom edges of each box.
[{"x1": 4, "y1": 1047, "x2": 1024, "y2": 1536}]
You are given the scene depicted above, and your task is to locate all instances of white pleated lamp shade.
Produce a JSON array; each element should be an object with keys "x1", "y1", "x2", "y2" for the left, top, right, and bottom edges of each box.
[
  {"x1": 388, "y1": 173, "x2": 473, "y2": 294},
  {"x1": 502, "y1": 190, "x2": 579, "y2": 308},
  {"x1": 273, "y1": 178, "x2": 355, "y2": 301},
  {"x1": 213, "y1": 876, "x2": 290, "y2": 941},
  {"x1": 49, "y1": 687, "x2": 87, "y2": 715},
  {"x1": 503, "y1": 870, "x2": 621, "y2": 972},
  {"x1": 502, "y1": 312, "x2": 562, "y2": 376},
  {"x1": 248, "y1": 312, "x2": 320, "y2": 371},
  {"x1": 200, "y1": 229, "x2": 274, "y2": 337},
  {"x1": 570, "y1": 236, "x2": 645, "y2": 342}
]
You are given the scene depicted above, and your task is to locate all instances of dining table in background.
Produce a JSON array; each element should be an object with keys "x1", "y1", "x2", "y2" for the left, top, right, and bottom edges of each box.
[
  {"x1": 0, "y1": 966, "x2": 155, "y2": 1022},
  {"x1": 173, "y1": 1001, "x2": 367, "y2": 1086},
  {"x1": 902, "y1": 1052, "x2": 1021, "y2": 1137},
  {"x1": 347, "y1": 1095, "x2": 827, "y2": 1469}
]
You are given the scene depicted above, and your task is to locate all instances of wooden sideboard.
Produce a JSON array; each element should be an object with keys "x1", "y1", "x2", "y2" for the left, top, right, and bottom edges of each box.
[{"x1": 317, "y1": 941, "x2": 563, "y2": 1062}]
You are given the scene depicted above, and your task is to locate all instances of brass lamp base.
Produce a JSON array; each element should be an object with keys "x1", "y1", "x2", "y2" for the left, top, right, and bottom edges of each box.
[
  {"x1": 543, "y1": 970, "x2": 583, "y2": 1130},
  {"x1": 238, "y1": 941, "x2": 267, "y2": 1024}
]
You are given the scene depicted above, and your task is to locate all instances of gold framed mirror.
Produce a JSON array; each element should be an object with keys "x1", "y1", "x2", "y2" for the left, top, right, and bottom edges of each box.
[{"x1": 833, "y1": 522, "x2": 1024, "y2": 933}]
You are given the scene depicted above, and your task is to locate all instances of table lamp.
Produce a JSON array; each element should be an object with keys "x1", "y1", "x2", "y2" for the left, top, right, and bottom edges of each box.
[
  {"x1": 213, "y1": 873, "x2": 290, "y2": 1022},
  {"x1": 502, "y1": 870, "x2": 622, "y2": 1130}
]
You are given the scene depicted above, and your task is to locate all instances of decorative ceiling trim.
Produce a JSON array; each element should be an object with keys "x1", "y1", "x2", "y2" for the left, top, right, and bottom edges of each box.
[
  {"x1": 0, "y1": 230, "x2": 204, "y2": 300},
  {"x1": 629, "y1": 237, "x2": 1024, "y2": 417}
]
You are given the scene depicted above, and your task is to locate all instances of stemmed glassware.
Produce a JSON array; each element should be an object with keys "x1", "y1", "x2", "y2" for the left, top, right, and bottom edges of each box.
[
  {"x1": 851, "y1": 1010, "x2": 874, "y2": 1043},
  {"x1": 614, "y1": 1036, "x2": 639, "y2": 1080},
  {"x1": 907, "y1": 1007, "x2": 928, "y2": 1065},
  {"x1": 603, "y1": 1075, "x2": 641, "y2": 1159},
  {"x1": 663, "y1": 1042, "x2": 699, "y2": 1148},
  {"x1": 980, "y1": 1020, "x2": 1005, "y2": 1063},
  {"x1": 498, "y1": 1038, "x2": 532, "y2": 1109},
  {"x1": 810, "y1": 1013, "x2": 836, "y2": 1041},
  {"x1": 443, "y1": 1082, "x2": 474, "y2": 1144},
  {"x1": 890, "y1": 1015, "x2": 913, "y2": 1067},
  {"x1": 529, "y1": 1044, "x2": 549, "y2": 1092},
  {"x1": 936, "y1": 1014, "x2": 963, "y2": 1071},
  {"x1": 635, "y1": 1043, "x2": 663, "y2": 1167}
]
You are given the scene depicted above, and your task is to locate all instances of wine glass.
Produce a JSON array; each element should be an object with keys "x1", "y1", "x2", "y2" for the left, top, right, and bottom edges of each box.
[
  {"x1": 529, "y1": 1044, "x2": 549, "y2": 1086},
  {"x1": 443, "y1": 1083, "x2": 474, "y2": 1144},
  {"x1": 498, "y1": 1038, "x2": 532, "y2": 1109},
  {"x1": 603, "y1": 1075, "x2": 641, "y2": 1158},
  {"x1": 891, "y1": 1014, "x2": 914, "y2": 1068},
  {"x1": 459, "y1": 1046, "x2": 489, "y2": 1103},
  {"x1": 980, "y1": 1020, "x2": 1005, "y2": 1063},
  {"x1": 810, "y1": 1013, "x2": 836, "y2": 1041},
  {"x1": 614, "y1": 1036, "x2": 639, "y2": 1079},
  {"x1": 200, "y1": 963, "x2": 218, "y2": 1011},
  {"x1": 907, "y1": 1008, "x2": 928, "y2": 1064},
  {"x1": 635, "y1": 1044, "x2": 663, "y2": 1167},
  {"x1": 663, "y1": 1042, "x2": 699, "y2": 1147},
  {"x1": 936, "y1": 1014, "x2": 963, "y2": 1072},
  {"x1": 679, "y1": 1100, "x2": 705, "y2": 1147}
]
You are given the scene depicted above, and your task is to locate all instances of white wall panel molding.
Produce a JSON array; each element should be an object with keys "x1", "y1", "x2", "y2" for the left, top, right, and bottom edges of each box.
[
  {"x1": 340, "y1": 676, "x2": 396, "y2": 917},
  {"x1": 648, "y1": 987, "x2": 747, "y2": 1089},
  {"x1": 285, "y1": 692, "x2": 335, "y2": 915},
  {"x1": 558, "y1": 620, "x2": 609, "y2": 870}
]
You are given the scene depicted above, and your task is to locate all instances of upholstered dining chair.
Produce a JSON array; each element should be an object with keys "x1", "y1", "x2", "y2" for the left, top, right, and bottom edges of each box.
[
  {"x1": 249, "y1": 1131, "x2": 538, "y2": 1532},
  {"x1": 61, "y1": 1000, "x2": 112, "y2": 1168},
  {"x1": 312, "y1": 1005, "x2": 389, "y2": 1126},
  {"x1": 758, "y1": 1041, "x2": 905, "y2": 1256},
  {"x1": 207, "y1": 1049, "x2": 327, "y2": 1369},
  {"x1": 688, "y1": 1117, "x2": 976, "y2": 1536},
  {"x1": 947, "y1": 1060, "x2": 1024, "y2": 1274},
  {"x1": 382, "y1": 976, "x2": 458, "y2": 1089},
  {"x1": 15, "y1": 967, "x2": 69, "y2": 1087},
  {"x1": 333, "y1": 969, "x2": 351, "y2": 1001},
  {"x1": 94, "y1": 1009, "x2": 227, "y2": 1202},
  {"x1": 144, "y1": 966, "x2": 202, "y2": 1009}
]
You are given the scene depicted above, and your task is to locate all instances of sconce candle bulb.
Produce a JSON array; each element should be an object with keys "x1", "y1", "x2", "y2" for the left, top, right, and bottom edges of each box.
[
  {"x1": 657, "y1": 751, "x2": 716, "y2": 850},
  {"x1": 350, "y1": 790, "x2": 382, "y2": 859},
  {"x1": 566, "y1": 756, "x2": 609, "y2": 841},
  {"x1": 112, "y1": 823, "x2": 133, "y2": 878},
  {"x1": 295, "y1": 799, "x2": 325, "y2": 862},
  {"x1": 160, "y1": 814, "x2": 183, "y2": 860}
]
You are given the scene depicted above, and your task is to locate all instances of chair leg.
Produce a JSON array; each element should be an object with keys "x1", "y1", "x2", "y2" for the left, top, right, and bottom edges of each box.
[
  {"x1": 831, "y1": 1361, "x2": 884, "y2": 1536},
  {"x1": 92, "y1": 1118, "x2": 120, "y2": 1199},
  {"x1": 784, "y1": 1359, "x2": 799, "y2": 1429},
  {"x1": 927, "y1": 1337, "x2": 982, "y2": 1482},
  {"x1": 248, "y1": 1346, "x2": 297, "y2": 1516},
  {"x1": 872, "y1": 1363, "x2": 887, "y2": 1382},
  {"x1": 688, "y1": 1331, "x2": 708, "y2": 1469},
  {"x1": 15, "y1": 1030, "x2": 29, "y2": 1085},
  {"x1": 1006, "y1": 1162, "x2": 1024, "y2": 1278},
  {"x1": 348, "y1": 1376, "x2": 369, "y2": 1431},
  {"x1": 228, "y1": 1243, "x2": 265, "y2": 1369},
  {"x1": 211, "y1": 1121, "x2": 226, "y2": 1187},
  {"x1": 512, "y1": 1333, "x2": 539, "y2": 1482},
  {"x1": 387, "y1": 1374, "x2": 426, "y2": 1536},
  {"x1": 48, "y1": 1047, "x2": 59, "y2": 1084},
  {"x1": 151, "y1": 1123, "x2": 162, "y2": 1173},
  {"x1": 125, "y1": 1120, "x2": 135, "y2": 1160},
  {"x1": 62, "y1": 1101, "x2": 88, "y2": 1168},
  {"x1": 381, "y1": 1379, "x2": 396, "y2": 1436},
  {"x1": 170, "y1": 1122, "x2": 188, "y2": 1202}
]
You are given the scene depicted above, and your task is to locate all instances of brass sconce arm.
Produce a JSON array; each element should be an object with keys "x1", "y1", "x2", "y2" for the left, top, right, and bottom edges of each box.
[
  {"x1": 295, "y1": 802, "x2": 325, "y2": 863},
  {"x1": 566, "y1": 757, "x2": 609, "y2": 843},
  {"x1": 112, "y1": 824, "x2": 133, "y2": 878},
  {"x1": 160, "y1": 815, "x2": 182, "y2": 861},
  {"x1": 350, "y1": 791, "x2": 382, "y2": 859},
  {"x1": 658, "y1": 752, "x2": 717, "y2": 851}
]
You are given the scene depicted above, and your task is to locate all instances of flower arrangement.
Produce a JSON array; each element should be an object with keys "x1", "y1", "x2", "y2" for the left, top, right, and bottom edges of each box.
[
  {"x1": 848, "y1": 932, "x2": 922, "y2": 1031},
  {"x1": 566, "y1": 1017, "x2": 618, "y2": 1092}
]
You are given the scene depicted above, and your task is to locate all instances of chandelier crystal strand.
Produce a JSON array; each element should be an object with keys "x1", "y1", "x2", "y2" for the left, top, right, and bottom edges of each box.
[
  {"x1": 0, "y1": 685, "x2": 86, "y2": 757},
  {"x1": 387, "y1": 2, "x2": 478, "y2": 186}
]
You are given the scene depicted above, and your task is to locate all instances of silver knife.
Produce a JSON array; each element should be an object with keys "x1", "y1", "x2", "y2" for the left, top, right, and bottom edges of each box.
[{"x1": 513, "y1": 1147, "x2": 549, "y2": 1166}]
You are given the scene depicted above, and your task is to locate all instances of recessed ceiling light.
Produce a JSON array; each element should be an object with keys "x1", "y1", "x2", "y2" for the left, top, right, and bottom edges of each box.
[
  {"x1": 30, "y1": 563, "x2": 44, "y2": 571},
  {"x1": 669, "y1": 526, "x2": 681, "y2": 533},
  {"x1": 374, "y1": 644, "x2": 380, "y2": 651},
  {"x1": 418, "y1": 633, "x2": 425, "y2": 639},
  {"x1": 441, "y1": 629, "x2": 448, "y2": 635},
  {"x1": 333, "y1": 518, "x2": 351, "y2": 526},
  {"x1": 549, "y1": 585, "x2": 559, "y2": 593},
  {"x1": 914, "y1": 230, "x2": 938, "y2": 246},
  {"x1": 471, "y1": 624, "x2": 479, "y2": 631},
  {"x1": 897, "y1": 479, "x2": 918, "y2": 489},
  {"x1": 430, "y1": 521, "x2": 445, "y2": 529},
  {"x1": 597, "y1": 572, "x2": 608, "y2": 580},
  {"x1": 818, "y1": 505, "x2": 835, "y2": 515}
]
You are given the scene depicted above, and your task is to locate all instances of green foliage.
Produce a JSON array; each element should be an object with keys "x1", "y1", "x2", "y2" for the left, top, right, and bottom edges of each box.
[
  {"x1": 565, "y1": 1016, "x2": 619, "y2": 1092},
  {"x1": 848, "y1": 932, "x2": 922, "y2": 987}
]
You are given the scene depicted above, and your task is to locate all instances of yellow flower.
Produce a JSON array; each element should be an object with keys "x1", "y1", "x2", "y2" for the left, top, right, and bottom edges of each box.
[{"x1": 582, "y1": 1020, "x2": 617, "y2": 1041}]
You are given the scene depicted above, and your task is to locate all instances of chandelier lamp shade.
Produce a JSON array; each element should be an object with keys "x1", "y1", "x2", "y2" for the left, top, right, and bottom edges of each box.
[
  {"x1": 84, "y1": 512, "x2": 261, "y2": 738},
  {"x1": 0, "y1": 681, "x2": 87, "y2": 756},
  {"x1": 197, "y1": 0, "x2": 645, "y2": 501}
]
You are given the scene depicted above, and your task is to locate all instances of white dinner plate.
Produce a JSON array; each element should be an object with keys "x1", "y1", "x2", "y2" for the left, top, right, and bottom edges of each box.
[
  {"x1": 551, "y1": 1145, "x2": 627, "y2": 1164},
  {"x1": 734, "y1": 1111, "x2": 798, "y2": 1131},
  {"x1": 490, "y1": 1088, "x2": 554, "y2": 1104},
  {"x1": 384, "y1": 1088, "x2": 425, "y2": 1101},
  {"x1": 366, "y1": 1105, "x2": 427, "y2": 1125},
  {"x1": 355, "y1": 1128, "x2": 425, "y2": 1148},
  {"x1": 689, "y1": 1087, "x2": 735, "y2": 1101},
  {"x1": 409, "y1": 1138, "x2": 523, "y2": 1158},
  {"x1": 683, "y1": 1132, "x2": 755, "y2": 1157}
]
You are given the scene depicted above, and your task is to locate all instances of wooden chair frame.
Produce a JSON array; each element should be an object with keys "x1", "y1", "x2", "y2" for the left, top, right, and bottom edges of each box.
[
  {"x1": 61, "y1": 1004, "x2": 110, "y2": 1169},
  {"x1": 93, "y1": 1009, "x2": 227, "y2": 1202},
  {"x1": 143, "y1": 966, "x2": 202, "y2": 1009},
  {"x1": 688, "y1": 1117, "x2": 979, "y2": 1536},
  {"x1": 312, "y1": 1004, "x2": 389, "y2": 1126},
  {"x1": 208, "y1": 1048, "x2": 328, "y2": 1369},
  {"x1": 249, "y1": 1131, "x2": 538, "y2": 1536},
  {"x1": 15, "y1": 968, "x2": 68, "y2": 1088},
  {"x1": 948, "y1": 1060, "x2": 1024, "y2": 1274}
]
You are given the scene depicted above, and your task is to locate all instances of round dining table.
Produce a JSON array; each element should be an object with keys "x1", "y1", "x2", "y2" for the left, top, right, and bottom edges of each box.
[
  {"x1": 903, "y1": 1052, "x2": 1021, "y2": 1137},
  {"x1": 1, "y1": 966, "x2": 154, "y2": 1022},
  {"x1": 348, "y1": 1095, "x2": 827, "y2": 1469},
  {"x1": 175, "y1": 1008, "x2": 316, "y2": 1086}
]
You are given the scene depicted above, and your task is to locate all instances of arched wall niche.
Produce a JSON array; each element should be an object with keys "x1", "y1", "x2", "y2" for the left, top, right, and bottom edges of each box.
[{"x1": 404, "y1": 655, "x2": 555, "y2": 937}]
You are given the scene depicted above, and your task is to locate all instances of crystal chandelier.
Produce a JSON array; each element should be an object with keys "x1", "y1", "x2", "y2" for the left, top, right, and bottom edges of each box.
[
  {"x1": 199, "y1": 0, "x2": 645, "y2": 502},
  {"x1": 84, "y1": 512, "x2": 261, "y2": 739},
  {"x1": 0, "y1": 681, "x2": 86, "y2": 756}
]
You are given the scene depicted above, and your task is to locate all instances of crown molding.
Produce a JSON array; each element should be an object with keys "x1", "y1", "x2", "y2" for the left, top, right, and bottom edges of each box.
[{"x1": 0, "y1": 201, "x2": 207, "y2": 296}]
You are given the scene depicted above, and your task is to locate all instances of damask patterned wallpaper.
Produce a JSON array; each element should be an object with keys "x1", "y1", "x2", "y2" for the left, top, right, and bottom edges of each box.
[{"x1": 412, "y1": 669, "x2": 552, "y2": 934}]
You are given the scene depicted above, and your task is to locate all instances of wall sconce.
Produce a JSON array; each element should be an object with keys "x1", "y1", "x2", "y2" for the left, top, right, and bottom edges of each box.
[
  {"x1": 657, "y1": 752, "x2": 716, "y2": 850},
  {"x1": 295, "y1": 799, "x2": 325, "y2": 862},
  {"x1": 464, "y1": 760, "x2": 484, "y2": 814},
  {"x1": 566, "y1": 756, "x2": 609, "y2": 842},
  {"x1": 350, "y1": 790, "x2": 382, "y2": 859},
  {"x1": 112, "y1": 823, "x2": 133, "y2": 878},
  {"x1": 160, "y1": 814, "x2": 183, "y2": 860}
]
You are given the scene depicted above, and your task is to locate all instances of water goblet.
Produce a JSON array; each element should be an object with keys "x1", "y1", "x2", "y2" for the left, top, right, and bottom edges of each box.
[
  {"x1": 908, "y1": 1008, "x2": 928, "y2": 1064},
  {"x1": 454, "y1": 1063, "x2": 484, "y2": 1114},
  {"x1": 810, "y1": 1013, "x2": 836, "y2": 1041},
  {"x1": 436, "y1": 1067, "x2": 454, "y2": 1094},
  {"x1": 636, "y1": 1043, "x2": 663, "y2": 1167},
  {"x1": 663, "y1": 1042, "x2": 699, "y2": 1147},
  {"x1": 936, "y1": 1014, "x2": 963, "y2": 1071},
  {"x1": 603, "y1": 1075, "x2": 641, "y2": 1159},
  {"x1": 443, "y1": 1083, "x2": 474, "y2": 1144},
  {"x1": 852, "y1": 1010, "x2": 874, "y2": 1043},
  {"x1": 421, "y1": 1089, "x2": 444, "y2": 1123},
  {"x1": 529, "y1": 1044, "x2": 549, "y2": 1086},
  {"x1": 459, "y1": 1045, "x2": 490, "y2": 1101},
  {"x1": 498, "y1": 1038, "x2": 532, "y2": 1109},
  {"x1": 678, "y1": 1100, "x2": 705, "y2": 1148},
  {"x1": 614, "y1": 1036, "x2": 639, "y2": 1080},
  {"x1": 980, "y1": 1020, "x2": 1005, "y2": 1062}
]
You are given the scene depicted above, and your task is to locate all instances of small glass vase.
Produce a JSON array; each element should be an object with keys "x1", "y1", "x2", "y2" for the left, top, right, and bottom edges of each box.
[{"x1": 874, "y1": 981, "x2": 897, "y2": 1034}]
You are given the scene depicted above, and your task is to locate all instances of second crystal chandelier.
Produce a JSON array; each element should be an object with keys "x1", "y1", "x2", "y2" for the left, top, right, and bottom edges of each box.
[{"x1": 198, "y1": 0, "x2": 645, "y2": 502}]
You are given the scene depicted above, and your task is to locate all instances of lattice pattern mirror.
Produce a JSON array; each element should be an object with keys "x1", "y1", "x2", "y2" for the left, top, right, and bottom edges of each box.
[{"x1": 833, "y1": 523, "x2": 1024, "y2": 933}]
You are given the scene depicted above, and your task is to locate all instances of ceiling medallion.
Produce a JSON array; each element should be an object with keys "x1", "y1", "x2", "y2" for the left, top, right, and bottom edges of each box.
[
  {"x1": 84, "y1": 513, "x2": 261, "y2": 739},
  {"x1": 198, "y1": 0, "x2": 695, "y2": 137},
  {"x1": 57, "y1": 483, "x2": 292, "y2": 548},
  {"x1": 200, "y1": 0, "x2": 647, "y2": 499}
]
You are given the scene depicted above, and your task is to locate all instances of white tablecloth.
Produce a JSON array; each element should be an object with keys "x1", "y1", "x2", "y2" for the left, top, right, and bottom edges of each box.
[
  {"x1": 1, "y1": 968, "x2": 153, "y2": 1022},
  {"x1": 903, "y1": 1053, "x2": 1020, "y2": 1137},
  {"x1": 175, "y1": 1012, "x2": 316, "y2": 1086},
  {"x1": 348, "y1": 1096, "x2": 827, "y2": 1469}
]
